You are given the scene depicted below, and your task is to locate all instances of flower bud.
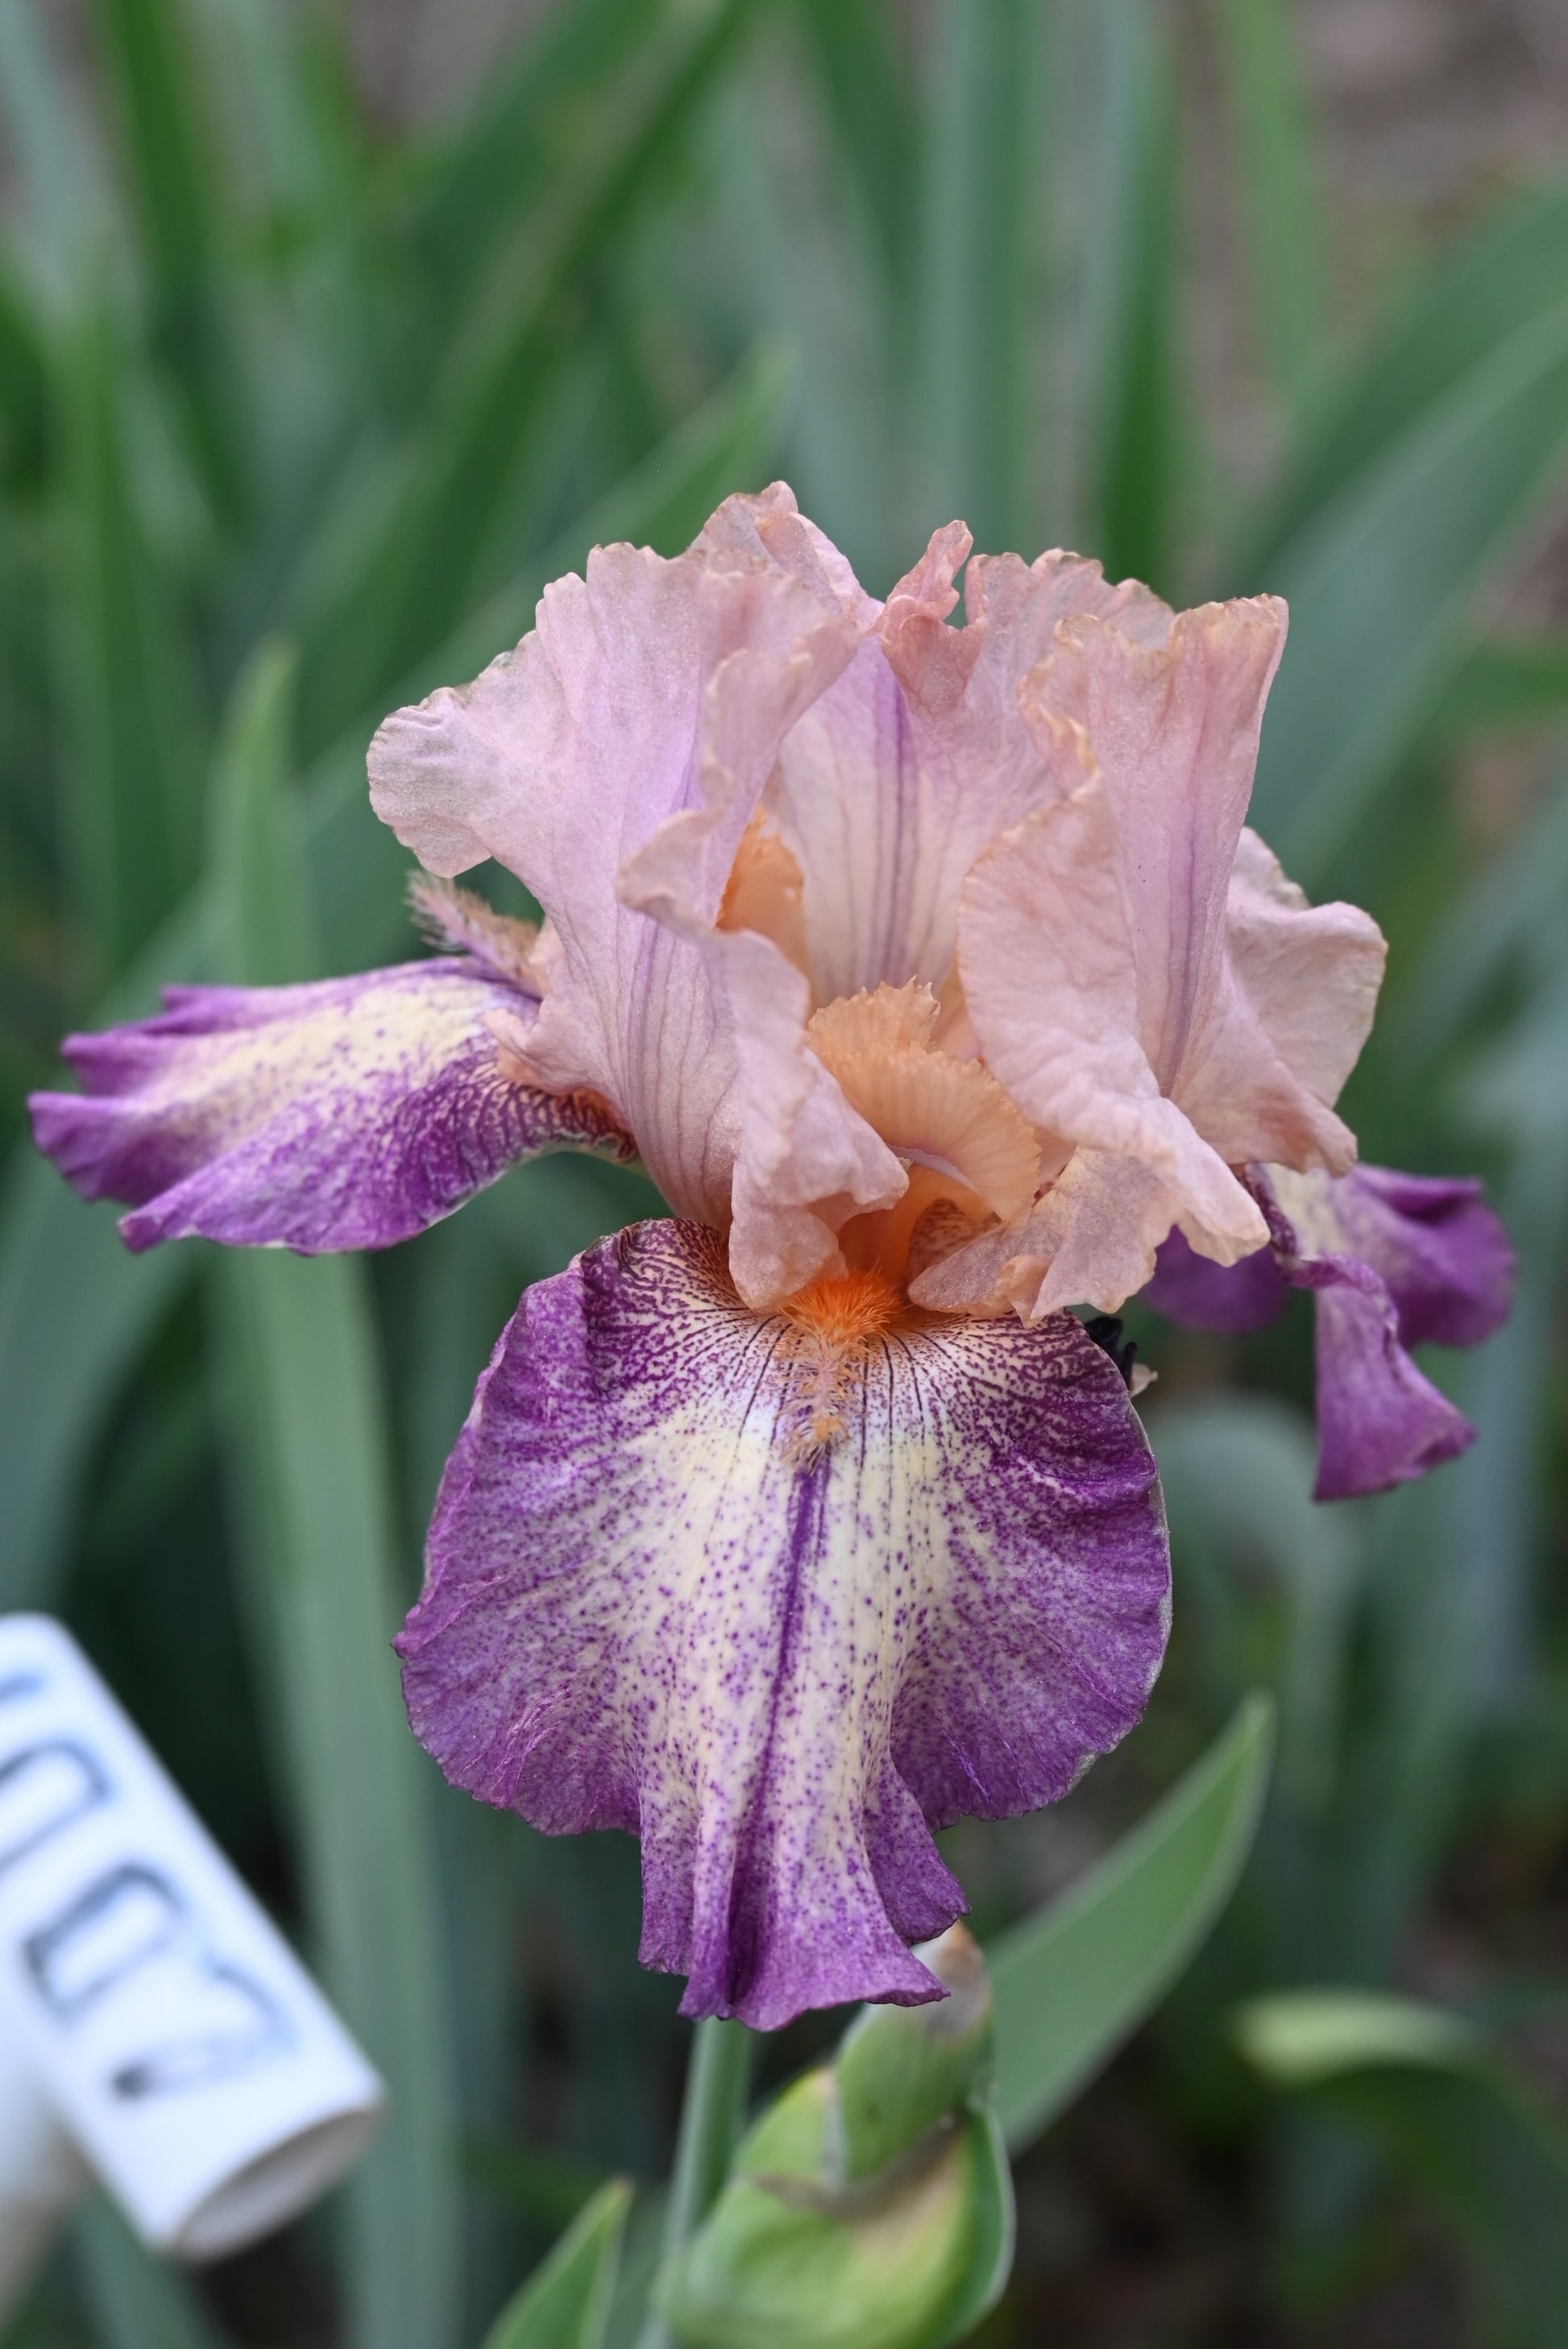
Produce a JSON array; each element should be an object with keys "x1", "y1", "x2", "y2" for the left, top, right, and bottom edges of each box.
[
  {"x1": 835, "y1": 1924, "x2": 993, "y2": 2182},
  {"x1": 656, "y1": 1925, "x2": 1012, "y2": 2349}
]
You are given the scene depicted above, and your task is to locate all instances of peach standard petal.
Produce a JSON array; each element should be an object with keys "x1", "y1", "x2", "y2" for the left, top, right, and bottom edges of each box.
[{"x1": 369, "y1": 485, "x2": 870, "y2": 1231}]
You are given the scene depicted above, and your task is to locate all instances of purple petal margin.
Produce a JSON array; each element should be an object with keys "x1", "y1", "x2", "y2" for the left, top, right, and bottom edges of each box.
[
  {"x1": 1144, "y1": 1164, "x2": 1516, "y2": 1501},
  {"x1": 30, "y1": 959, "x2": 634, "y2": 1255},
  {"x1": 397, "y1": 1219, "x2": 1170, "y2": 2031}
]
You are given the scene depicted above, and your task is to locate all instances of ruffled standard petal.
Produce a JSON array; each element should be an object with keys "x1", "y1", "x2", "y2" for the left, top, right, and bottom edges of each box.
[
  {"x1": 1143, "y1": 1164, "x2": 1516, "y2": 1499},
  {"x1": 958, "y1": 598, "x2": 1388, "y2": 1313},
  {"x1": 1178, "y1": 830, "x2": 1386, "y2": 1172},
  {"x1": 369, "y1": 484, "x2": 869, "y2": 1235},
  {"x1": 397, "y1": 1220, "x2": 1168, "y2": 2030},
  {"x1": 29, "y1": 961, "x2": 632, "y2": 1254},
  {"x1": 759, "y1": 536, "x2": 1172, "y2": 1013}
]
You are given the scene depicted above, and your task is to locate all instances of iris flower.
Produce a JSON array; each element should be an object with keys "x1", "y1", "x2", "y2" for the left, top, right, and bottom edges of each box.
[{"x1": 30, "y1": 488, "x2": 1511, "y2": 2027}]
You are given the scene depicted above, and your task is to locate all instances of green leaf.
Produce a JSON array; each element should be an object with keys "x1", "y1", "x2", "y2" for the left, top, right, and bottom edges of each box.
[
  {"x1": 0, "y1": 252, "x2": 48, "y2": 490},
  {"x1": 0, "y1": 0, "x2": 97, "y2": 268},
  {"x1": 207, "y1": 647, "x2": 461, "y2": 2349},
  {"x1": 792, "y1": 0, "x2": 915, "y2": 313},
  {"x1": 1245, "y1": 182, "x2": 1568, "y2": 576},
  {"x1": 1151, "y1": 1397, "x2": 1359, "y2": 1816},
  {"x1": 919, "y1": 0, "x2": 1050, "y2": 552},
  {"x1": 1235, "y1": 1989, "x2": 1483, "y2": 2085},
  {"x1": 297, "y1": 338, "x2": 793, "y2": 982},
  {"x1": 1212, "y1": 0, "x2": 1323, "y2": 418},
  {"x1": 0, "y1": 889, "x2": 208, "y2": 1611},
  {"x1": 52, "y1": 297, "x2": 207, "y2": 980},
  {"x1": 71, "y1": 2195, "x2": 230, "y2": 2349},
  {"x1": 0, "y1": 358, "x2": 778, "y2": 1618},
  {"x1": 1396, "y1": 745, "x2": 1568, "y2": 1065},
  {"x1": 1238, "y1": 1990, "x2": 1568, "y2": 2349},
  {"x1": 1421, "y1": 635, "x2": 1568, "y2": 745},
  {"x1": 408, "y1": 0, "x2": 661, "y2": 326},
  {"x1": 1247, "y1": 288, "x2": 1568, "y2": 887},
  {"x1": 480, "y1": 2180, "x2": 633, "y2": 2349},
  {"x1": 0, "y1": 1157, "x2": 193, "y2": 1608},
  {"x1": 297, "y1": 0, "x2": 757, "y2": 752},
  {"x1": 191, "y1": 0, "x2": 361, "y2": 230},
  {"x1": 987, "y1": 1693, "x2": 1276, "y2": 2152},
  {"x1": 92, "y1": 0, "x2": 246, "y2": 518},
  {"x1": 1080, "y1": 0, "x2": 1180, "y2": 591},
  {"x1": 208, "y1": 638, "x2": 313, "y2": 983}
]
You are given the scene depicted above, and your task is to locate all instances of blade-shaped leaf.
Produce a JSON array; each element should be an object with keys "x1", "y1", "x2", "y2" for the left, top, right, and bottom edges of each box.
[
  {"x1": 408, "y1": 0, "x2": 659, "y2": 327},
  {"x1": 480, "y1": 2181, "x2": 633, "y2": 2349},
  {"x1": 52, "y1": 297, "x2": 207, "y2": 979},
  {"x1": 0, "y1": 357, "x2": 782, "y2": 1617},
  {"x1": 1245, "y1": 182, "x2": 1568, "y2": 576},
  {"x1": 297, "y1": 0, "x2": 756, "y2": 752},
  {"x1": 0, "y1": 251, "x2": 47, "y2": 490},
  {"x1": 1246, "y1": 288, "x2": 1568, "y2": 887},
  {"x1": 1238, "y1": 1990, "x2": 1568, "y2": 2349},
  {"x1": 988, "y1": 1694, "x2": 1275, "y2": 2152},
  {"x1": 92, "y1": 0, "x2": 246, "y2": 519},
  {"x1": 72, "y1": 2195, "x2": 230, "y2": 2349},
  {"x1": 1421, "y1": 635, "x2": 1568, "y2": 745},
  {"x1": 207, "y1": 646, "x2": 461, "y2": 2349},
  {"x1": 0, "y1": 0, "x2": 98, "y2": 271},
  {"x1": 298, "y1": 338, "x2": 792, "y2": 981},
  {"x1": 1213, "y1": 0, "x2": 1323, "y2": 417},
  {"x1": 919, "y1": 0, "x2": 1049, "y2": 553},
  {"x1": 1079, "y1": 0, "x2": 1180, "y2": 591},
  {"x1": 792, "y1": 0, "x2": 915, "y2": 314},
  {"x1": 1151, "y1": 1397, "x2": 1359, "y2": 1818},
  {"x1": 0, "y1": 888, "x2": 208, "y2": 1610}
]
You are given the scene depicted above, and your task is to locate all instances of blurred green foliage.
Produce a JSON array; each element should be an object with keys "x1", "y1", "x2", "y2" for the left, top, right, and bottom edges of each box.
[{"x1": 2, "y1": 0, "x2": 1567, "y2": 2343}]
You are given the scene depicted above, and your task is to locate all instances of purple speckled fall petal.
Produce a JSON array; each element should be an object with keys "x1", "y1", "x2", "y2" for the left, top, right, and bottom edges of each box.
[
  {"x1": 29, "y1": 959, "x2": 634, "y2": 1254},
  {"x1": 397, "y1": 1220, "x2": 1170, "y2": 2030}
]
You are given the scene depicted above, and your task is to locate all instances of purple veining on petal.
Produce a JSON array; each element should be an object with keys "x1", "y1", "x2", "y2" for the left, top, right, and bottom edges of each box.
[
  {"x1": 397, "y1": 1219, "x2": 1170, "y2": 2031},
  {"x1": 1143, "y1": 1227, "x2": 1290, "y2": 1334},
  {"x1": 29, "y1": 959, "x2": 635, "y2": 1255}
]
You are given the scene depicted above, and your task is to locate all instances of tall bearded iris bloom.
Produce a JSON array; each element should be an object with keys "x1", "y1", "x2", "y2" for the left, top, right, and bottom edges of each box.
[{"x1": 30, "y1": 488, "x2": 1512, "y2": 2027}]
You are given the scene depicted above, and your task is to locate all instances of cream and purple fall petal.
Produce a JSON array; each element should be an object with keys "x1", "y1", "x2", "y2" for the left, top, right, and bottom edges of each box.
[
  {"x1": 396, "y1": 1219, "x2": 1170, "y2": 2030},
  {"x1": 28, "y1": 960, "x2": 633, "y2": 1254},
  {"x1": 1143, "y1": 1164, "x2": 1516, "y2": 1500}
]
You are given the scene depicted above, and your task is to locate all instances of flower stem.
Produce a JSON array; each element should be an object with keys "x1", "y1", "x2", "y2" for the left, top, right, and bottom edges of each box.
[{"x1": 635, "y1": 2017, "x2": 753, "y2": 2349}]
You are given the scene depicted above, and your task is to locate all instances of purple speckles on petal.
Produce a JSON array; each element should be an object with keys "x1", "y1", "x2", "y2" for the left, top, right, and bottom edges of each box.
[
  {"x1": 28, "y1": 959, "x2": 635, "y2": 1255},
  {"x1": 397, "y1": 1220, "x2": 1170, "y2": 2030}
]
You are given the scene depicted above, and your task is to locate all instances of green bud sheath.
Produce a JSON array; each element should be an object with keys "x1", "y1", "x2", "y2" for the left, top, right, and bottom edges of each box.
[
  {"x1": 656, "y1": 1928, "x2": 1014, "y2": 2349},
  {"x1": 836, "y1": 1924, "x2": 994, "y2": 2182}
]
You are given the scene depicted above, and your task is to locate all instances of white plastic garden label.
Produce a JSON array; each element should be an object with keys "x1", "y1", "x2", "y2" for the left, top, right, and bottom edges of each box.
[{"x1": 0, "y1": 1613, "x2": 384, "y2": 2303}]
